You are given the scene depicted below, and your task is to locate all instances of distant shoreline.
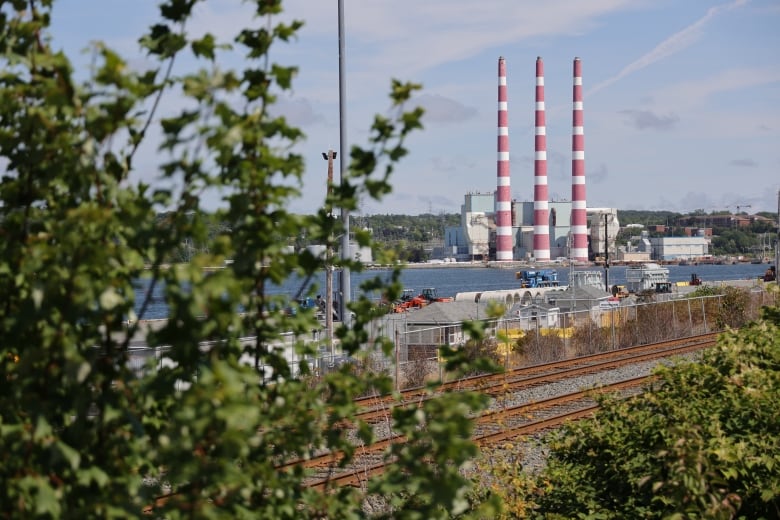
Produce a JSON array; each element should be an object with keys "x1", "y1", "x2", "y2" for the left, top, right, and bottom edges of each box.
[
  {"x1": 368, "y1": 261, "x2": 573, "y2": 270},
  {"x1": 369, "y1": 262, "x2": 490, "y2": 270},
  {"x1": 369, "y1": 258, "x2": 776, "y2": 271},
  {"x1": 156, "y1": 258, "x2": 775, "y2": 272}
]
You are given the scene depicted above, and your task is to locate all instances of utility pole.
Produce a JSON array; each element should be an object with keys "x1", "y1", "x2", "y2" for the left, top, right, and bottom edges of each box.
[{"x1": 322, "y1": 150, "x2": 336, "y2": 354}]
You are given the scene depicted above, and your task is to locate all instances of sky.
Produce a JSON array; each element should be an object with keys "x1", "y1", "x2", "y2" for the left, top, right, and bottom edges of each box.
[{"x1": 48, "y1": 0, "x2": 780, "y2": 216}]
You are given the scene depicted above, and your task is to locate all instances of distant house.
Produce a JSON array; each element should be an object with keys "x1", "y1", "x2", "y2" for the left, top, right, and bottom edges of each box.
[
  {"x1": 400, "y1": 301, "x2": 493, "y2": 349},
  {"x1": 509, "y1": 301, "x2": 560, "y2": 329},
  {"x1": 682, "y1": 227, "x2": 712, "y2": 237},
  {"x1": 545, "y1": 285, "x2": 612, "y2": 314}
]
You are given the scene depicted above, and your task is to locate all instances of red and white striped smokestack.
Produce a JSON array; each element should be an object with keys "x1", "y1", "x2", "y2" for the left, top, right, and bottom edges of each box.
[
  {"x1": 570, "y1": 57, "x2": 588, "y2": 262},
  {"x1": 533, "y1": 57, "x2": 551, "y2": 261},
  {"x1": 496, "y1": 56, "x2": 513, "y2": 261}
]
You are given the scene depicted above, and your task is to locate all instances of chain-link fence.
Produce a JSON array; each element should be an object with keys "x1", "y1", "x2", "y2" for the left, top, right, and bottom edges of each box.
[
  {"x1": 124, "y1": 287, "x2": 778, "y2": 392},
  {"x1": 384, "y1": 287, "x2": 778, "y2": 390}
]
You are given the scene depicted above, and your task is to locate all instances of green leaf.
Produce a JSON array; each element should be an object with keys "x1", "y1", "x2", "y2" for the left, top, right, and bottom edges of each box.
[
  {"x1": 160, "y1": 0, "x2": 198, "y2": 22},
  {"x1": 99, "y1": 287, "x2": 123, "y2": 310},
  {"x1": 191, "y1": 33, "x2": 216, "y2": 60},
  {"x1": 55, "y1": 440, "x2": 82, "y2": 469}
]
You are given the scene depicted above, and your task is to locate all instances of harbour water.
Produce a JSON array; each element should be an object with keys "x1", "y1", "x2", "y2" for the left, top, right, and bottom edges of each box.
[{"x1": 134, "y1": 262, "x2": 774, "y2": 320}]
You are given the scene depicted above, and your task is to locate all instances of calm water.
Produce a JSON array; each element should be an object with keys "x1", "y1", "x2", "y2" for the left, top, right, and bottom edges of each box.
[{"x1": 133, "y1": 262, "x2": 773, "y2": 320}]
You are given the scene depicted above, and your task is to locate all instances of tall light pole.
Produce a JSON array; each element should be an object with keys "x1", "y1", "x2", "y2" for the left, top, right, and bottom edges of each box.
[
  {"x1": 322, "y1": 150, "x2": 336, "y2": 354},
  {"x1": 604, "y1": 213, "x2": 609, "y2": 292},
  {"x1": 337, "y1": 0, "x2": 351, "y2": 326}
]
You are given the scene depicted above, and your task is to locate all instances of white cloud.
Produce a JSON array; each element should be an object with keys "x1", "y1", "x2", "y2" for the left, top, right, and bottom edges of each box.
[
  {"x1": 588, "y1": 0, "x2": 750, "y2": 96},
  {"x1": 269, "y1": 97, "x2": 328, "y2": 127},
  {"x1": 652, "y1": 65, "x2": 780, "y2": 111},
  {"x1": 44, "y1": 0, "x2": 779, "y2": 215},
  {"x1": 342, "y1": 0, "x2": 643, "y2": 76},
  {"x1": 619, "y1": 109, "x2": 680, "y2": 131},
  {"x1": 416, "y1": 94, "x2": 478, "y2": 124}
]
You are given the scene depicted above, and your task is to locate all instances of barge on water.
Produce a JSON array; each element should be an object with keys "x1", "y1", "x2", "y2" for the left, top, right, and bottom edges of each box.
[{"x1": 625, "y1": 263, "x2": 670, "y2": 293}]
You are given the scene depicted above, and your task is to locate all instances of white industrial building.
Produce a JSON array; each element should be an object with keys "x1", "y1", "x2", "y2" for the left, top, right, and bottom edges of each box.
[
  {"x1": 513, "y1": 200, "x2": 577, "y2": 260},
  {"x1": 647, "y1": 236, "x2": 709, "y2": 261},
  {"x1": 443, "y1": 192, "x2": 493, "y2": 261},
  {"x1": 621, "y1": 231, "x2": 709, "y2": 262},
  {"x1": 442, "y1": 192, "x2": 619, "y2": 262}
]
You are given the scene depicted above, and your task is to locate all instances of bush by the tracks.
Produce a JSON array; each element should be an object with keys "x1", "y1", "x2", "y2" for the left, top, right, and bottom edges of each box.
[{"x1": 519, "y1": 301, "x2": 780, "y2": 518}]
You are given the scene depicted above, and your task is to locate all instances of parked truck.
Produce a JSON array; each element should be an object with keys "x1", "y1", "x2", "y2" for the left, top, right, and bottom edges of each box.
[{"x1": 516, "y1": 269, "x2": 560, "y2": 288}]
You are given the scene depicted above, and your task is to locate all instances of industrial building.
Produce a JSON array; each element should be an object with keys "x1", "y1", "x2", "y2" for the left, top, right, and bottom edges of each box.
[
  {"x1": 443, "y1": 194, "x2": 619, "y2": 262},
  {"x1": 646, "y1": 236, "x2": 709, "y2": 261},
  {"x1": 441, "y1": 56, "x2": 619, "y2": 263}
]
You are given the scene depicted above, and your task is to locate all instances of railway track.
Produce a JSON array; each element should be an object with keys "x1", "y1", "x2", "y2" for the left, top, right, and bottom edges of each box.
[
  {"x1": 351, "y1": 332, "x2": 717, "y2": 423},
  {"x1": 303, "y1": 375, "x2": 654, "y2": 491},
  {"x1": 289, "y1": 333, "x2": 717, "y2": 489},
  {"x1": 145, "y1": 332, "x2": 718, "y2": 511}
]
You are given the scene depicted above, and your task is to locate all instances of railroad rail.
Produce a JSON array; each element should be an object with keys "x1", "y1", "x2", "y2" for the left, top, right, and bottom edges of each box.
[
  {"x1": 292, "y1": 334, "x2": 717, "y2": 489},
  {"x1": 145, "y1": 332, "x2": 718, "y2": 511},
  {"x1": 303, "y1": 375, "x2": 654, "y2": 490},
  {"x1": 351, "y1": 332, "x2": 718, "y2": 424}
]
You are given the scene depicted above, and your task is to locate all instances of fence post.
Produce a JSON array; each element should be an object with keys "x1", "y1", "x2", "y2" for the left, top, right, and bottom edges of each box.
[
  {"x1": 394, "y1": 329, "x2": 400, "y2": 392},
  {"x1": 441, "y1": 324, "x2": 446, "y2": 382},
  {"x1": 587, "y1": 309, "x2": 591, "y2": 347},
  {"x1": 701, "y1": 297, "x2": 708, "y2": 333},
  {"x1": 654, "y1": 300, "x2": 659, "y2": 341},
  {"x1": 687, "y1": 298, "x2": 693, "y2": 334},
  {"x1": 503, "y1": 319, "x2": 509, "y2": 368},
  {"x1": 440, "y1": 345, "x2": 444, "y2": 382},
  {"x1": 611, "y1": 308, "x2": 616, "y2": 349}
]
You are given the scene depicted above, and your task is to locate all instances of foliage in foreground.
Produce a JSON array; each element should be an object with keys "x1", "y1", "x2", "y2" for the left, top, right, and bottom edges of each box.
[
  {"x1": 522, "y1": 303, "x2": 780, "y2": 519},
  {"x1": 0, "y1": 1, "x2": 497, "y2": 518}
]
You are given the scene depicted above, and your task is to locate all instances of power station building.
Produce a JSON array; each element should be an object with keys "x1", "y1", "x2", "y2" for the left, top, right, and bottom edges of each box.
[
  {"x1": 443, "y1": 194, "x2": 619, "y2": 262},
  {"x1": 442, "y1": 56, "x2": 618, "y2": 263}
]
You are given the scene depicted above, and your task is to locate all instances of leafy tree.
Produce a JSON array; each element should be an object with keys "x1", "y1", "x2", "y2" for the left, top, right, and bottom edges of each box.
[
  {"x1": 617, "y1": 210, "x2": 682, "y2": 227},
  {"x1": 363, "y1": 213, "x2": 459, "y2": 262},
  {"x1": 524, "y1": 302, "x2": 780, "y2": 518},
  {"x1": 711, "y1": 228, "x2": 757, "y2": 256},
  {"x1": 0, "y1": 1, "x2": 496, "y2": 518}
]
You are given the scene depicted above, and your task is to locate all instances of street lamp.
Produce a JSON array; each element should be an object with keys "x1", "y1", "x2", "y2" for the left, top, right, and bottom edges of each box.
[
  {"x1": 337, "y1": 0, "x2": 351, "y2": 326},
  {"x1": 322, "y1": 150, "x2": 337, "y2": 355}
]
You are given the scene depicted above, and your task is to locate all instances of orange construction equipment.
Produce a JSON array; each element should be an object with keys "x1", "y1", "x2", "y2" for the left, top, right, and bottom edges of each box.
[
  {"x1": 420, "y1": 287, "x2": 453, "y2": 303},
  {"x1": 392, "y1": 288, "x2": 452, "y2": 313}
]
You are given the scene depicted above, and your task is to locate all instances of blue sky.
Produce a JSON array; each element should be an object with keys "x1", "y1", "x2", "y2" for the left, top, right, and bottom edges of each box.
[{"x1": 49, "y1": 0, "x2": 779, "y2": 216}]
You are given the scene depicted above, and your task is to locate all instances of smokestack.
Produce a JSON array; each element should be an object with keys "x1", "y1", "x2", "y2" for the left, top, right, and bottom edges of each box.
[
  {"x1": 496, "y1": 56, "x2": 513, "y2": 261},
  {"x1": 570, "y1": 57, "x2": 589, "y2": 262},
  {"x1": 533, "y1": 57, "x2": 551, "y2": 261}
]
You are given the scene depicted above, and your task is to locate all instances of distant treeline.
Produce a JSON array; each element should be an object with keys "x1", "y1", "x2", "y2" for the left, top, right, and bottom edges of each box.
[
  {"x1": 618, "y1": 209, "x2": 777, "y2": 226},
  {"x1": 154, "y1": 211, "x2": 462, "y2": 264},
  {"x1": 156, "y1": 209, "x2": 776, "y2": 263}
]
